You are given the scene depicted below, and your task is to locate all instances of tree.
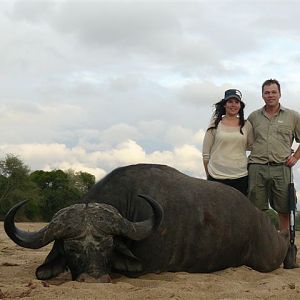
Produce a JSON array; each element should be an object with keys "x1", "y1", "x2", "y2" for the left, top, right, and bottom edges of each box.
[
  {"x1": 65, "y1": 169, "x2": 95, "y2": 194},
  {"x1": 0, "y1": 154, "x2": 41, "y2": 220},
  {"x1": 0, "y1": 154, "x2": 96, "y2": 221},
  {"x1": 0, "y1": 154, "x2": 30, "y2": 203},
  {"x1": 30, "y1": 169, "x2": 91, "y2": 221}
]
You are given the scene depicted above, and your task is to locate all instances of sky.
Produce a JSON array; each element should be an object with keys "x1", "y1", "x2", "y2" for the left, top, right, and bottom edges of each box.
[{"x1": 1, "y1": 0, "x2": 300, "y2": 197}]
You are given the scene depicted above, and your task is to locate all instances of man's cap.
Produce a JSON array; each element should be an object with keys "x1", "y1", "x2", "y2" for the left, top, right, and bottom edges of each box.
[{"x1": 224, "y1": 89, "x2": 242, "y2": 101}]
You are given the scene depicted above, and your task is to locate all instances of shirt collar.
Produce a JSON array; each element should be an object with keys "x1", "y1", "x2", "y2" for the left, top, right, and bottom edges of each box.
[
  {"x1": 279, "y1": 104, "x2": 286, "y2": 111},
  {"x1": 261, "y1": 103, "x2": 285, "y2": 114}
]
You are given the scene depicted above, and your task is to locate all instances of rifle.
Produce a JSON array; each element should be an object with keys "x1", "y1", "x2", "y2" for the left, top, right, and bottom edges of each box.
[
  {"x1": 283, "y1": 166, "x2": 298, "y2": 268},
  {"x1": 288, "y1": 167, "x2": 297, "y2": 245}
]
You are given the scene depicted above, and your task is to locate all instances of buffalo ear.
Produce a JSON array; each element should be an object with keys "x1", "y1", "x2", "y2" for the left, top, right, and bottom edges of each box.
[
  {"x1": 36, "y1": 240, "x2": 68, "y2": 280},
  {"x1": 36, "y1": 256, "x2": 68, "y2": 280},
  {"x1": 111, "y1": 255, "x2": 143, "y2": 275},
  {"x1": 111, "y1": 239, "x2": 143, "y2": 275}
]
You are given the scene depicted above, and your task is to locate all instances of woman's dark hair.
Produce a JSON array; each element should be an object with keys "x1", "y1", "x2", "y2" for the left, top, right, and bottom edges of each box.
[{"x1": 207, "y1": 98, "x2": 246, "y2": 134}]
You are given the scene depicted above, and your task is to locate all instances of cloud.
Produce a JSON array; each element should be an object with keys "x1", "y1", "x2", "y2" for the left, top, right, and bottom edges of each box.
[
  {"x1": 0, "y1": 138, "x2": 206, "y2": 181},
  {"x1": 5, "y1": 0, "x2": 257, "y2": 76},
  {"x1": 1, "y1": 0, "x2": 300, "y2": 190}
]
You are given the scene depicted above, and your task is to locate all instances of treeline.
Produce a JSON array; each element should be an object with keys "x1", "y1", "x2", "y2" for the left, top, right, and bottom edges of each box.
[
  {"x1": 1, "y1": 153, "x2": 300, "y2": 229},
  {"x1": 0, "y1": 154, "x2": 95, "y2": 221}
]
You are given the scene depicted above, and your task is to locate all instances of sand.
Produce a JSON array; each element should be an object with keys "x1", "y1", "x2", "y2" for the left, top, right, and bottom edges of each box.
[{"x1": 0, "y1": 222, "x2": 300, "y2": 300}]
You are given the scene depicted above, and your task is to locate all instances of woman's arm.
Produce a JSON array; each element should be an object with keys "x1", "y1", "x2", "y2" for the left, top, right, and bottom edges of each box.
[{"x1": 202, "y1": 129, "x2": 215, "y2": 177}]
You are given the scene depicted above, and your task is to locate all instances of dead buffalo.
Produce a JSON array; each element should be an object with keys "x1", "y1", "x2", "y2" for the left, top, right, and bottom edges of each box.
[{"x1": 4, "y1": 164, "x2": 289, "y2": 283}]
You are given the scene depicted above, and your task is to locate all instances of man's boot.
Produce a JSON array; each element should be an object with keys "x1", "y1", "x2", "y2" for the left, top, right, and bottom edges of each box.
[{"x1": 283, "y1": 243, "x2": 299, "y2": 269}]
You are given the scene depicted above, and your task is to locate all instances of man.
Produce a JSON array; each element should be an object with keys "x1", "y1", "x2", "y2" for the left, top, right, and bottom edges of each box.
[{"x1": 248, "y1": 79, "x2": 300, "y2": 268}]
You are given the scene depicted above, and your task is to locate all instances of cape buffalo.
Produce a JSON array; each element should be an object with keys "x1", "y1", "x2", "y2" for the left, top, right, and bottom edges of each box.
[{"x1": 4, "y1": 164, "x2": 289, "y2": 282}]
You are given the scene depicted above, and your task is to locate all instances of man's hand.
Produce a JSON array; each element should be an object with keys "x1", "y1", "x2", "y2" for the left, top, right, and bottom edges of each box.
[{"x1": 286, "y1": 154, "x2": 299, "y2": 167}]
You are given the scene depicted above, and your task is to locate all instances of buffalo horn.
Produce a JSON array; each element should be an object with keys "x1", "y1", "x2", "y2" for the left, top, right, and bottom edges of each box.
[
  {"x1": 120, "y1": 194, "x2": 164, "y2": 240},
  {"x1": 4, "y1": 200, "x2": 55, "y2": 249}
]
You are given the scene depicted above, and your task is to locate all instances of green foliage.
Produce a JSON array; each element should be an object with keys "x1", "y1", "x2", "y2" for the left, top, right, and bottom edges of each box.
[
  {"x1": 265, "y1": 209, "x2": 300, "y2": 231},
  {"x1": 65, "y1": 169, "x2": 95, "y2": 194},
  {"x1": 30, "y1": 169, "x2": 87, "y2": 221},
  {"x1": 0, "y1": 153, "x2": 31, "y2": 207},
  {"x1": 0, "y1": 154, "x2": 96, "y2": 221},
  {"x1": 0, "y1": 154, "x2": 41, "y2": 220},
  {"x1": 264, "y1": 209, "x2": 280, "y2": 230},
  {"x1": 295, "y1": 212, "x2": 300, "y2": 231}
]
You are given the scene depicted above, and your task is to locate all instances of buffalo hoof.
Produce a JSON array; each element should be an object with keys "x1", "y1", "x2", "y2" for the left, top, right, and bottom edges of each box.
[{"x1": 283, "y1": 244, "x2": 299, "y2": 269}]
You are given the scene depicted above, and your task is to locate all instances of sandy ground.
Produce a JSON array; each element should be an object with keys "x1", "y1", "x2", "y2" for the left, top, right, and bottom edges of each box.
[{"x1": 1, "y1": 223, "x2": 300, "y2": 300}]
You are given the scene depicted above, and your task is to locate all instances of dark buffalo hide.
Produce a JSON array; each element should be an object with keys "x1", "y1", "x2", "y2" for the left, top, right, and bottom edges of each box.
[{"x1": 83, "y1": 164, "x2": 289, "y2": 275}]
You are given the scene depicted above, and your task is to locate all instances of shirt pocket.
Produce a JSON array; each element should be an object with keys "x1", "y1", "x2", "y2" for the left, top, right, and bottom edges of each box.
[{"x1": 277, "y1": 125, "x2": 292, "y2": 142}]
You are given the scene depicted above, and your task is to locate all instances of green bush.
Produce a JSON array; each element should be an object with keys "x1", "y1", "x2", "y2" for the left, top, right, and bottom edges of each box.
[{"x1": 264, "y1": 209, "x2": 280, "y2": 230}]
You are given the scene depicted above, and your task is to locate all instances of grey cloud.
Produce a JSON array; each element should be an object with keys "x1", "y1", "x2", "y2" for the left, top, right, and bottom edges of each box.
[
  {"x1": 7, "y1": 0, "x2": 237, "y2": 73},
  {"x1": 51, "y1": 1, "x2": 181, "y2": 48},
  {"x1": 97, "y1": 123, "x2": 140, "y2": 145},
  {"x1": 1, "y1": 0, "x2": 300, "y2": 186},
  {"x1": 177, "y1": 81, "x2": 227, "y2": 106},
  {"x1": 10, "y1": 0, "x2": 57, "y2": 23}
]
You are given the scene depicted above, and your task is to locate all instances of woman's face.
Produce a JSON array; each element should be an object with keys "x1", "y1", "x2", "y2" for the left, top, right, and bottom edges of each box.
[{"x1": 224, "y1": 98, "x2": 241, "y2": 116}]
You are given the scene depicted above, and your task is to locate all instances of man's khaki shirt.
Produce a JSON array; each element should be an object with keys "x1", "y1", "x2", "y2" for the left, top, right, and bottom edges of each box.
[{"x1": 248, "y1": 105, "x2": 300, "y2": 164}]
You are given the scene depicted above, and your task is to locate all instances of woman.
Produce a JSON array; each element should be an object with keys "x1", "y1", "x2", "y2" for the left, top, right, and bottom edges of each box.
[{"x1": 202, "y1": 89, "x2": 253, "y2": 195}]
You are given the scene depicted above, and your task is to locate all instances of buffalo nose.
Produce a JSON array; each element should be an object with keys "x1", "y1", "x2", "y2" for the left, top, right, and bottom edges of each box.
[
  {"x1": 77, "y1": 273, "x2": 112, "y2": 283},
  {"x1": 99, "y1": 274, "x2": 112, "y2": 283}
]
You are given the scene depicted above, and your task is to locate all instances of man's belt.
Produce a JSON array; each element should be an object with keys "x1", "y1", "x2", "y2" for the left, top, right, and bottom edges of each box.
[
  {"x1": 262, "y1": 162, "x2": 285, "y2": 166},
  {"x1": 264, "y1": 162, "x2": 285, "y2": 166},
  {"x1": 249, "y1": 162, "x2": 285, "y2": 166}
]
